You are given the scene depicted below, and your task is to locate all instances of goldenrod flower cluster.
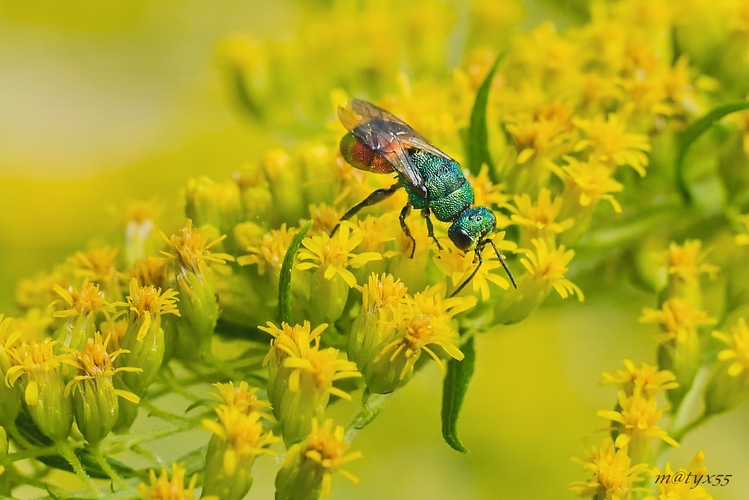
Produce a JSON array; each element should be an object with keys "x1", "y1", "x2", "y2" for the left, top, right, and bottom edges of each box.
[{"x1": 3, "y1": 0, "x2": 749, "y2": 498}]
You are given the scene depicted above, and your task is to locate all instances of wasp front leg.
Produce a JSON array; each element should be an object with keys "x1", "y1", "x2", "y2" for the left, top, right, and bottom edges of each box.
[
  {"x1": 399, "y1": 204, "x2": 417, "y2": 258},
  {"x1": 331, "y1": 183, "x2": 400, "y2": 236},
  {"x1": 421, "y1": 207, "x2": 443, "y2": 252},
  {"x1": 451, "y1": 242, "x2": 486, "y2": 297}
]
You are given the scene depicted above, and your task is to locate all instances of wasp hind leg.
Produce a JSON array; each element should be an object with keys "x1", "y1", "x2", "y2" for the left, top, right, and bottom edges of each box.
[
  {"x1": 421, "y1": 207, "x2": 443, "y2": 252},
  {"x1": 399, "y1": 204, "x2": 417, "y2": 258},
  {"x1": 331, "y1": 183, "x2": 400, "y2": 236}
]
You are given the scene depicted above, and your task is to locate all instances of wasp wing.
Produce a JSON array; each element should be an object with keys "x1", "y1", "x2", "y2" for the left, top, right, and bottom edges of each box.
[{"x1": 338, "y1": 99, "x2": 453, "y2": 196}]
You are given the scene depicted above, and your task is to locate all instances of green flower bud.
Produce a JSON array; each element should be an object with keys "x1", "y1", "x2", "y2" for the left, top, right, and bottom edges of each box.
[
  {"x1": 5, "y1": 339, "x2": 72, "y2": 442},
  {"x1": 261, "y1": 148, "x2": 304, "y2": 226},
  {"x1": 275, "y1": 419, "x2": 361, "y2": 500},
  {"x1": 162, "y1": 221, "x2": 233, "y2": 361},
  {"x1": 65, "y1": 332, "x2": 141, "y2": 445},
  {"x1": 362, "y1": 288, "x2": 468, "y2": 394},
  {"x1": 52, "y1": 280, "x2": 117, "y2": 351},
  {"x1": 348, "y1": 274, "x2": 407, "y2": 369},
  {"x1": 259, "y1": 322, "x2": 360, "y2": 446},
  {"x1": 202, "y1": 406, "x2": 280, "y2": 500},
  {"x1": 185, "y1": 176, "x2": 244, "y2": 244}
]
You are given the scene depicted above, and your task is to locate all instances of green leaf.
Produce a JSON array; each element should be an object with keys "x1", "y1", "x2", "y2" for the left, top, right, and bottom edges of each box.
[
  {"x1": 278, "y1": 220, "x2": 313, "y2": 324},
  {"x1": 466, "y1": 53, "x2": 505, "y2": 181},
  {"x1": 441, "y1": 336, "x2": 476, "y2": 453},
  {"x1": 676, "y1": 100, "x2": 749, "y2": 204}
]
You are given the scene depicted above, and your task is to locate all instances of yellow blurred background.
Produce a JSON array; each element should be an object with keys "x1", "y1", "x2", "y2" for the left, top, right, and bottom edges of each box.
[{"x1": 1, "y1": 1, "x2": 747, "y2": 498}]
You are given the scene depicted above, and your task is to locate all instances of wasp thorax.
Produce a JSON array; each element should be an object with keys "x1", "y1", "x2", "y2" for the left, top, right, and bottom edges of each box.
[{"x1": 448, "y1": 207, "x2": 497, "y2": 251}]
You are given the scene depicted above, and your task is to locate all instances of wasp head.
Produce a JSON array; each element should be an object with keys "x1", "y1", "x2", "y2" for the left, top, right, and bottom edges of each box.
[{"x1": 448, "y1": 207, "x2": 496, "y2": 251}]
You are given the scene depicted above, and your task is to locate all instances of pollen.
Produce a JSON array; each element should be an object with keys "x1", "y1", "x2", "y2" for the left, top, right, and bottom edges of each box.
[{"x1": 359, "y1": 273, "x2": 408, "y2": 317}]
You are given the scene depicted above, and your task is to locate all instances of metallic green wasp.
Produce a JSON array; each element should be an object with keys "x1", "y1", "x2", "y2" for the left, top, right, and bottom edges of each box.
[{"x1": 332, "y1": 98, "x2": 516, "y2": 296}]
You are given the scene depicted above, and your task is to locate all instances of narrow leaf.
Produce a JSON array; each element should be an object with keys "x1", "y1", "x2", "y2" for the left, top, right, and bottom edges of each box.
[
  {"x1": 466, "y1": 53, "x2": 505, "y2": 180},
  {"x1": 278, "y1": 220, "x2": 313, "y2": 324},
  {"x1": 676, "y1": 100, "x2": 749, "y2": 204},
  {"x1": 441, "y1": 336, "x2": 476, "y2": 453}
]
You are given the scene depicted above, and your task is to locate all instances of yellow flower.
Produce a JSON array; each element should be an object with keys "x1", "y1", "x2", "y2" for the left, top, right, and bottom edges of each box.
[
  {"x1": 645, "y1": 451, "x2": 714, "y2": 500},
  {"x1": 161, "y1": 219, "x2": 235, "y2": 276},
  {"x1": 509, "y1": 188, "x2": 575, "y2": 240},
  {"x1": 434, "y1": 239, "x2": 515, "y2": 300},
  {"x1": 137, "y1": 463, "x2": 211, "y2": 500},
  {"x1": 713, "y1": 317, "x2": 749, "y2": 377},
  {"x1": 212, "y1": 381, "x2": 272, "y2": 417},
  {"x1": 64, "y1": 332, "x2": 140, "y2": 402},
  {"x1": 237, "y1": 223, "x2": 297, "y2": 275},
  {"x1": 504, "y1": 101, "x2": 576, "y2": 164},
  {"x1": 276, "y1": 418, "x2": 362, "y2": 500},
  {"x1": 569, "y1": 437, "x2": 650, "y2": 500},
  {"x1": 663, "y1": 240, "x2": 719, "y2": 285},
  {"x1": 202, "y1": 406, "x2": 279, "y2": 475},
  {"x1": 52, "y1": 279, "x2": 117, "y2": 319},
  {"x1": 640, "y1": 298, "x2": 716, "y2": 344},
  {"x1": 309, "y1": 203, "x2": 343, "y2": 236},
  {"x1": 735, "y1": 214, "x2": 749, "y2": 246},
  {"x1": 520, "y1": 239, "x2": 584, "y2": 300},
  {"x1": 260, "y1": 321, "x2": 328, "y2": 368},
  {"x1": 68, "y1": 245, "x2": 122, "y2": 293},
  {"x1": 129, "y1": 258, "x2": 169, "y2": 289},
  {"x1": 598, "y1": 388, "x2": 679, "y2": 458},
  {"x1": 127, "y1": 278, "x2": 180, "y2": 342},
  {"x1": 6, "y1": 338, "x2": 64, "y2": 405},
  {"x1": 553, "y1": 155, "x2": 624, "y2": 213},
  {"x1": 574, "y1": 110, "x2": 651, "y2": 176},
  {"x1": 600, "y1": 359, "x2": 678, "y2": 399},
  {"x1": 357, "y1": 273, "x2": 408, "y2": 319},
  {"x1": 467, "y1": 167, "x2": 511, "y2": 210},
  {"x1": 355, "y1": 214, "x2": 398, "y2": 254},
  {"x1": 297, "y1": 222, "x2": 382, "y2": 287},
  {"x1": 366, "y1": 287, "x2": 474, "y2": 392}
]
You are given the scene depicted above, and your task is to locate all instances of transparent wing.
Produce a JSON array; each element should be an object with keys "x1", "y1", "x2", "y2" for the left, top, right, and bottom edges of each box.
[{"x1": 338, "y1": 99, "x2": 453, "y2": 194}]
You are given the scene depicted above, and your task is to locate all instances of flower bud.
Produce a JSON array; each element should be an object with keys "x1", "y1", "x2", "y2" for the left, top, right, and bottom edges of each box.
[
  {"x1": 261, "y1": 148, "x2": 305, "y2": 226},
  {"x1": 65, "y1": 332, "x2": 141, "y2": 445},
  {"x1": 161, "y1": 221, "x2": 233, "y2": 361},
  {"x1": 52, "y1": 280, "x2": 117, "y2": 352},
  {"x1": 5, "y1": 339, "x2": 72, "y2": 442},
  {"x1": 260, "y1": 322, "x2": 360, "y2": 446},
  {"x1": 363, "y1": 287, "x2": 469, "y2": 394},
  {"x1": 275, "y1": 419, "x2": 362, "y2": 500},
  {"x1": 202, "y1": 406, "x2": 280, "y2": 500},
  {"x1": 185, "y1": 176, "x2": 244, "y2": 244}
]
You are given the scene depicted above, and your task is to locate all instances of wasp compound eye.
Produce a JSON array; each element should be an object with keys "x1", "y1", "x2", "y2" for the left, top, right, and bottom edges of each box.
[{"x1": 449, "y1": 227, "x2": 473, "y2": 251}]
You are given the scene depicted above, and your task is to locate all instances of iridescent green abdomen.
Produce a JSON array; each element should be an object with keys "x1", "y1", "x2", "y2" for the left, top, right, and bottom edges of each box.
[{"x1": 402, "y1": 150, "x2": 474, "y2": 222}]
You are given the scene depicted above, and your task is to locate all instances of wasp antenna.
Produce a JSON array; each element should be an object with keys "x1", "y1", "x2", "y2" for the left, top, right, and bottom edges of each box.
[{"x1": 488, "y1": 238, "x2": 517, "y2": 289}]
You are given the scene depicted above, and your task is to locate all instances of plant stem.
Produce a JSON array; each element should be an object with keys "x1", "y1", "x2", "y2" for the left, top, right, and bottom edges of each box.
[
  {"x1": 55, "y1": 440, "x2": 99, "y2": 495},
  {"x1": 90, "y1": 445, "x2": 131, "y2": 491},
  {"x1": 344, "y1": 391, "x2": 392, "y2": 443}
]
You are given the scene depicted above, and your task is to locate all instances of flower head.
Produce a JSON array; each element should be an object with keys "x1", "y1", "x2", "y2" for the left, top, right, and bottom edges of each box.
[
  {"x1": 434, "y1": 240, "x2": 515, "y2": 300},
  {"x1": 520, "y1": 239, "x2": 584, "y2": 300},
  {"x1": 555, "y1": 155, "x2": 624, "y2": 213},
  {"x1": 297, "y1": 222, "x2": 382, "y2": 287},
  {"x1": 161, "y1": 219, "x2": 235, "y2": 276},
  {"x1": 713, "y1": 317, "x2": 749, "y2": 377},
  {"x1": 137, "y1": 463, "x2": 209, "y2": 500},
  {"x1": 645, "y1": 451, "x2": 713, "y2": 500},
  {"x1": 509, "y1": 188, "x2": 575, "y2": 240},
  {"x1": 600, "y1": 359, "x2": 678, "y2": 399},
  {"x1": 237, "y1": 223, "x2": 297, "y2": 276},
  {"x1": 663, "y1": 240, "x2": 719, "y2": 286},
  {"x1": 52, "y1": 279, "x2": 117, "y2": 319},
  {"x1": 212, "y1": 381, "x2": 272, "y2": 418},
  {"x1": 569, "y1": 437, "x2": 650, "y2": 500},
  {"x1": 127, "y1": 278, "x2": 180, "y2": 341},
  {"x1": 640, "y1": 298, "x2": 716, "y2": 344},
  {"x1": 574, "y1": 111, "x2": 651, "y2": 176}
]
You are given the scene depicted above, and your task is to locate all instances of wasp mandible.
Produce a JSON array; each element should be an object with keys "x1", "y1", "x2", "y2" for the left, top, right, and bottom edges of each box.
[{"x1": 332, "y1": 99, "x2": 516, "y2": 296}]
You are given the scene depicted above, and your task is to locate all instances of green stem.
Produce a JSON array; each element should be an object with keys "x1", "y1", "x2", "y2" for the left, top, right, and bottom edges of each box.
[
  {"x1": 5, "y1": 422, "x2": 35, "y2": 451},
  {"x1": 159, "y1": 366, "x2": 201, "y2": 402},
  {"x1": 344, "y1": 391, "x2": 392, "y2": 443},
  {"x1": 140, "y1": 399, "x2": 191, "y2": 423},
  {"x1": 90, "y1": 445, "x2": 130, "y2": 491},
  {"x1": 131, "y1": 444, "x2": 165, "y2": 468},
  {"x1": 100, "y1": 411, "x2": 212, "y2": 456},
  {"x1": 55, "y1": 440, "x2": 99, "y2": 495},
  {"x1": 4, "y1": 445, "x2": 59, "y2": 463}
]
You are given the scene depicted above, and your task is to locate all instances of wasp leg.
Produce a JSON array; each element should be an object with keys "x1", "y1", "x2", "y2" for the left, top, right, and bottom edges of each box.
[
  {"x1": 399, "y1": 204, "x2": 416, "y2": 258},
  {"x1": 421, "y1": 207, "x2": 443, "y2": 252},
  {"x1": 331, "y1": 183, "x2": 400, "y2": 236},
  {"x1": 451, "y1": 242, "x2": 485, "y2": 297}
]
